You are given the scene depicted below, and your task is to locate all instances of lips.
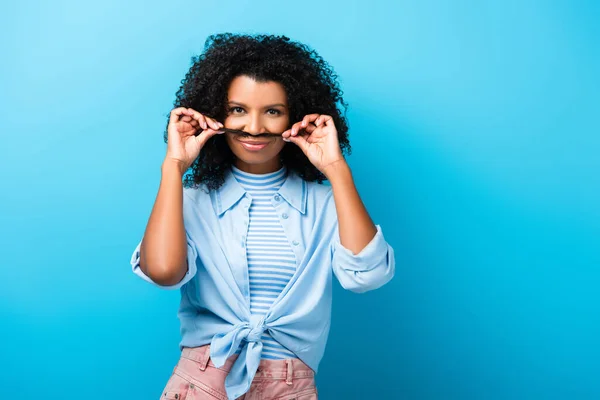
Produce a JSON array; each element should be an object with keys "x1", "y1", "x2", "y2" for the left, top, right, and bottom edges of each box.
[{"x1": 238, "y1": 139, "x2": 270, "y2": 151}]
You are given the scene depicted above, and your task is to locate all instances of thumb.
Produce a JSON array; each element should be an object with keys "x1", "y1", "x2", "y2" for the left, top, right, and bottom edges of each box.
[
  {"x1": 287, "y1": 134, "x2": 310, "y2": 154},
  {"x1": 195, "y1": 128, "x2": 224, "y2": 147}
]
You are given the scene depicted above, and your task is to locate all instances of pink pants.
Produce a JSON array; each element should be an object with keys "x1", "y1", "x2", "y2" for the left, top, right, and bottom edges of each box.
[{"x1": 160, "y1": 345, "x2": 318, "y2": 400}]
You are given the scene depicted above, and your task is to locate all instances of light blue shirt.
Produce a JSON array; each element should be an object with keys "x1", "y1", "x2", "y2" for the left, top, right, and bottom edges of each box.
[
  {"x1": 230, "y1": 165, "x2": 300, "y2": 360},
  {"x1": 130, "y1": 166, "x2": 395, "y2": 399}
]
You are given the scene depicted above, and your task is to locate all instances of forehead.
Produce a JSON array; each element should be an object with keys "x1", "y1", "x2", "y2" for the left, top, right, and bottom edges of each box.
[{"x1": 227, "y1": 75, "x2": 287, "y2": 105}]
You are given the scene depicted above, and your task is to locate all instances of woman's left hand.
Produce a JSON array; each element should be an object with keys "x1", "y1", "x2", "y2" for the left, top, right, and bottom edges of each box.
[{"x1": 282, "y1": 114, "x2": 345, "y2": 176}]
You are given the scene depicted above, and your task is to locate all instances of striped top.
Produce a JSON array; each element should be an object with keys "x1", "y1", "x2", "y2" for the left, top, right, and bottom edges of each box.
[{"x1": 231, "y1": 164, "x2": 298, "y2": 360}]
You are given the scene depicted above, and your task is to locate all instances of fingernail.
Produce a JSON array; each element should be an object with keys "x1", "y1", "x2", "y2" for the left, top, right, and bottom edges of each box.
[{"x1": 283, "y1": 138, "x2": 290, "y2": 142}]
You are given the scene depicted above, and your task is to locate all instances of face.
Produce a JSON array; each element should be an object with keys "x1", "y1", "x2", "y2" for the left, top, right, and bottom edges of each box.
[{"x1": 224, "y1": 75, "x2": 290, "y2": 174}]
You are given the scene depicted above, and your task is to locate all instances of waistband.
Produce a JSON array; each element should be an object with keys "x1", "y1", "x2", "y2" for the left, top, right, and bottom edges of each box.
[{"x1": 180, "y1": 345, "x2": 314, "y2": 384}]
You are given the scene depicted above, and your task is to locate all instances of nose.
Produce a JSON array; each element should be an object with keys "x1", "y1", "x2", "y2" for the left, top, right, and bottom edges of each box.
[{"x1": 245, "y1": 115, "x2": 264, "y2": 135}]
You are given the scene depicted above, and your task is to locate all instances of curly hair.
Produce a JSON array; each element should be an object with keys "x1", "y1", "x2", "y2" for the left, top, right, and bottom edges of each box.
[{"x1": 165, "y1": 33, "x2": 352, "y2": 190}]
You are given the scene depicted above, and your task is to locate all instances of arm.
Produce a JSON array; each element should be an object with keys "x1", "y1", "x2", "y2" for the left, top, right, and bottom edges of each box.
[
  {"x1": 325, "y1": 160, "x2": 377, "y2": 254},
  {"x1": 281, "y1": 113, "x2": 395, "y2": 293},
  {"x1": 132, "y1": 107, "x2": 222, "y2": 289},
  {"x1": 325, "y1": 160, "x2": 395, "y2": 293},
  {"x1": 138, "y1": 159, "x2": 189, "y2": 286}
]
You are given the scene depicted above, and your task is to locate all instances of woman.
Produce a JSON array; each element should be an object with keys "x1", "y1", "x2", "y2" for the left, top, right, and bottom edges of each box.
[{"x1": 131, "y1": 33, "x2": 395, "y2": 400}]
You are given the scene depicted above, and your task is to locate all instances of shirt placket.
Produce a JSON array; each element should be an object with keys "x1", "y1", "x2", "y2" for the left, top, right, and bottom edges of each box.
[
  {"x1": 272, "y1": 193, "x2": 304, "y2": 267},
  {"x1": 233, "y1": 193, "x2": 252, "y2": 303}
]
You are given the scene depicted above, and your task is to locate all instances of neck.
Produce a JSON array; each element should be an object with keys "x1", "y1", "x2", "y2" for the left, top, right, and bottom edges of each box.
[{"x1": 233, "y1": 159, "x2": 282, "y2": 174}]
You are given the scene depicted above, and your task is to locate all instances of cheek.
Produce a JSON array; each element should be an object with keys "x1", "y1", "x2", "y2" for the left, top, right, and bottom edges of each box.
[
  {"x1": 225, "y1": 136, "x2": 245, "y2": 155},
  {"x1": 223, "y1": 115, "x2": 235, "y2": 127},
  {"x1": 224, "y1": 135, "x2": 235, "y2": 148},
  {"x1": 271, "y1": 140, "x2": 286, "y2": 153},
  {"x1": 279, "y1": 116, "x2": 290, "y2": 129}
]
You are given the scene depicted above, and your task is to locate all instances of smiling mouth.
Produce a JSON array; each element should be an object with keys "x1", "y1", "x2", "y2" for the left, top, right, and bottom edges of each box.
[
  {"x1": 239, "y1": 140, "x2": 270, "y2": 145},
  {"x1": 238, "y1": 140, "x2": 270, "y2": 151}
]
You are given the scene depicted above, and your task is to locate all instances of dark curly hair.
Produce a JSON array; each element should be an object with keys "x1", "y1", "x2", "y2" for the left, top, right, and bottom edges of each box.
[{"x1": 164, "y1": 33, "x2": 352, "y2": 190}]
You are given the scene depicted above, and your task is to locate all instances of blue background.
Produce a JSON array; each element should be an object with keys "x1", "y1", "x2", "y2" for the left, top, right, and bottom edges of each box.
[{"x1": 1, "y1": 0, "x2": 599, "y2": 399}]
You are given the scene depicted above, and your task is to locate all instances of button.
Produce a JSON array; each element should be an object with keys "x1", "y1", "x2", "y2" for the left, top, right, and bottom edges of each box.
[
  {"x1": 292, "y1": 240, "x2": 299, "y2": 246},
  {"x1": 282, "y1": 213, "x2": 288, "y2": 219},
  {"x1": 274, "y1": 195, "x2": 281, "y2": 201},
  {"x1": 189, "y1": 384, "x2": 194, "y2": 389}
]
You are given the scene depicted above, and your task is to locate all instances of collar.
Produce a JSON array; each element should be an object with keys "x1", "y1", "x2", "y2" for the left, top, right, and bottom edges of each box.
[{"x1": 215, "y1": 166, "x2": 307, "y2": 216}]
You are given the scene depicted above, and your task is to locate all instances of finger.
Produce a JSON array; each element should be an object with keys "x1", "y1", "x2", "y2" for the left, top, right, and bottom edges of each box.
[
  {"x1": 179, "y1": 116, "x2": 197, "y2": 131},
  {"x1": 287, "y1": 132, "x2": 310, "y2": 153},
  {"x1": 169, "y1": 107, "x2": 192, "y2": 125},
  {"x1": 290, "y1": 121, "x2": 305, "y2": 137},
  {"x1": 315, "y1": 114, "x2": 333, "y2": 127},
  {"x1": 180, "y1": 122, "x2": 199, "y2": 137},
  {"x1": 205, "y1": 116, "x2": 224, "y2": 130},
  {"x1": 194, "y1": 127, "x2": 224, "y2": 138},
  {"x1": 187, "y1": 116, "x2": 200, "y2": 128},
  {"x1": 301, "y1": 114, "x2": 321, "y2": 128},
  {"x1": 304, "y1": 124, "x2": 317, "y2": 134},
  {"x1": 186, "y1": 108, "x2": 208, "y2": 130},
  {"x1": 195, "y1": 128, "x2": 225, "y2": 145}
]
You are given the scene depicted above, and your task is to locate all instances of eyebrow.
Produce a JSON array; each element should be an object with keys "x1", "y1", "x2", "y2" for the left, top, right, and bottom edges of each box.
[{"x1": 228, "y1": 101, "x2": 288, "y2": 109}]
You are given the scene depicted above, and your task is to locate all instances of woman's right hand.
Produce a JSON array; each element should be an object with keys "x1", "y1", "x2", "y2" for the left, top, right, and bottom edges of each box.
[{"x1": 165, "y1": 107, "x2": 224, "y2": 173}]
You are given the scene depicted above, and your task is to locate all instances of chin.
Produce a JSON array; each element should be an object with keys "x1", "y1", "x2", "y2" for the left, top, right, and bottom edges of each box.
[
  {"x1": 230, "y1": 148, "x2": 286, "y2": 174},
  {"x1": 234, "y1": 152, "x2": 278, "y2": 165}
]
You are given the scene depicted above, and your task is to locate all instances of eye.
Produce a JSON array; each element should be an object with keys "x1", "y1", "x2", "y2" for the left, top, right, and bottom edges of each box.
[
  {"x1": 267, "y1": 109, "x2": 282, "y2": 116},
  {"x1": 229, "y1": 106, "x2": 245, "y2": 114}
]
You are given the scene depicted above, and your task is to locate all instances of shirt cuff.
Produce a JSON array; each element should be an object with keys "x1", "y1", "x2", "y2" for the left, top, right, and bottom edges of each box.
[
  {"x1": 130, "y1": 238, "x2": 198, "y2": 290},
  {"x1": 331, "y1": 224, "x2": 389, "y2": 272}
]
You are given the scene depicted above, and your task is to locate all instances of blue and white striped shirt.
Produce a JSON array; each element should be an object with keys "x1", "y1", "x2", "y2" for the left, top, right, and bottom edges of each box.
[
  {"x1": 130, "y1": 165, "x2": 395, "y2": 399},
  {"x1": 231, "y1": 165, "x2": 297, "y2": 360}
]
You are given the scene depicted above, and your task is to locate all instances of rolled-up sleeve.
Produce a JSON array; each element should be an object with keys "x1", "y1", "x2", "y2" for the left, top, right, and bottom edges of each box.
[
  {"x1": 130, "y1": 233, "x2": 198, "y2": 290},
  {"x1": 331, "y1": 224, "x2": 395, "y2": 293}
]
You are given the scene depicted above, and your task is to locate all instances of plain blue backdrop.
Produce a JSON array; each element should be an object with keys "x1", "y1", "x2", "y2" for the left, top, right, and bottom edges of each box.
[{"x1": 1, "y1": 0, "x2": 599, "y2": 399}]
